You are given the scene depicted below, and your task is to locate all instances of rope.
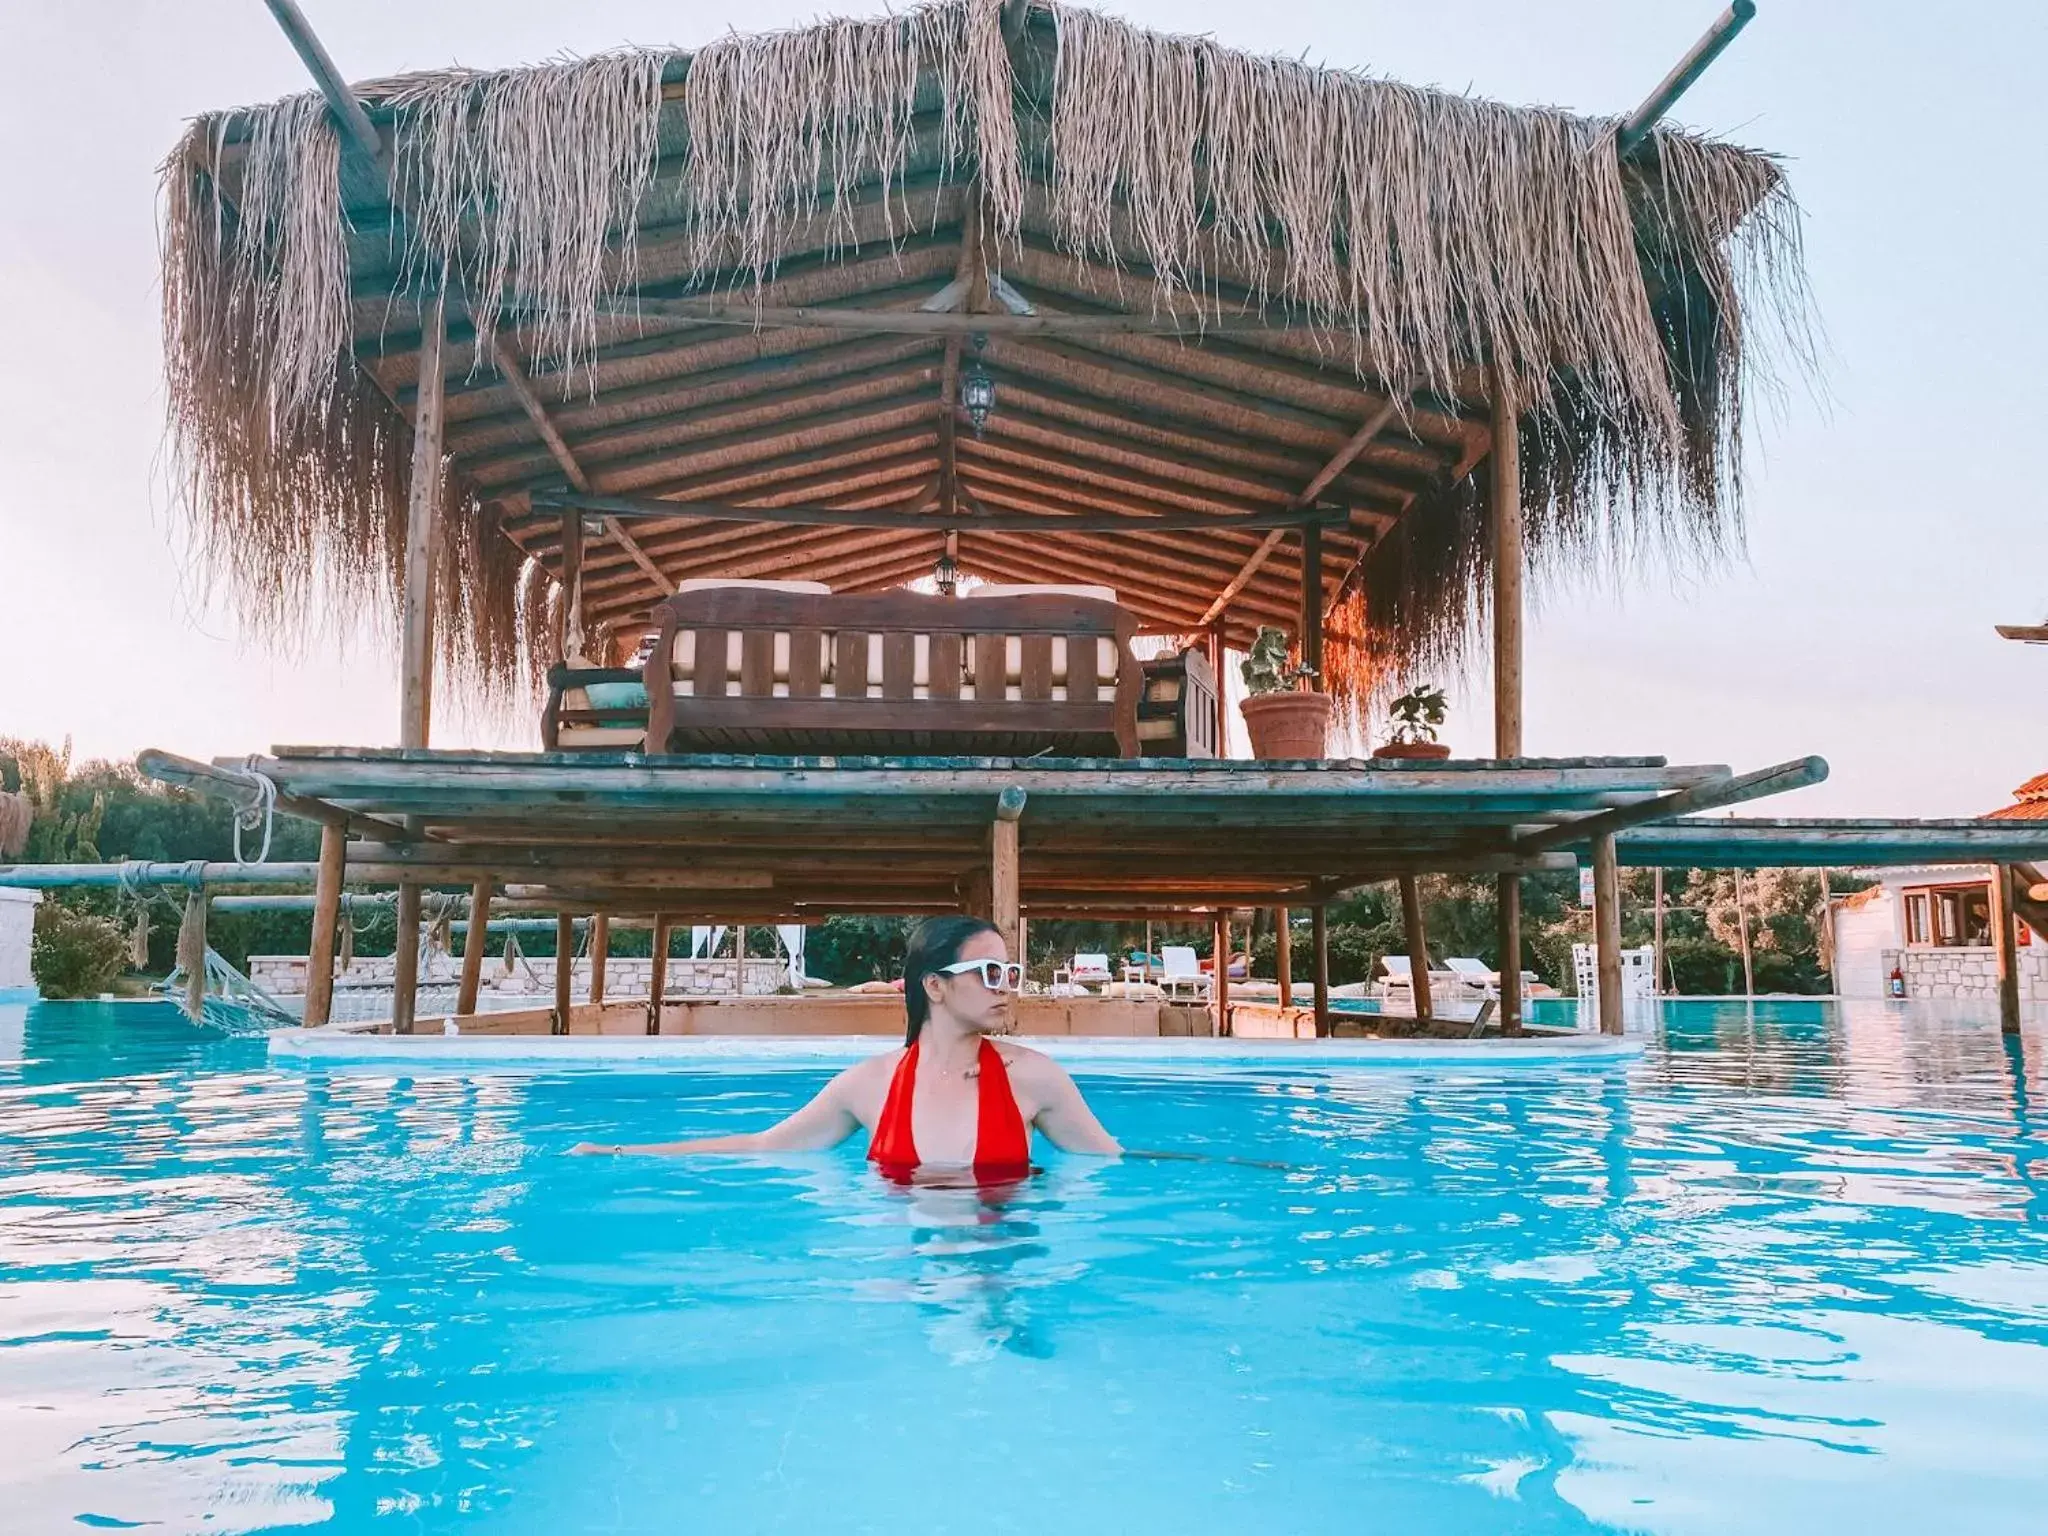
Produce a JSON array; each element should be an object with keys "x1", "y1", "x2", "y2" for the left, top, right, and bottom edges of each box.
[{"x1": 226, "y1": 760, "x2": 279, "y2": 865}]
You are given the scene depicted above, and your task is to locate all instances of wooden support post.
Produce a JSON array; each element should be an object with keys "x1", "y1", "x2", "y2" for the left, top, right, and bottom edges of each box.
[
  {"x1": 1214, "y1": 910, "x2": 1232, "y2": 1035},
  {"x1": 647, "y1": 916, "x2": 669, "y2": 1035},
  {"x1": 400, "y1": 289, "x2": 446, "y2": 749},
  {"x1": 1491, "y1": 371, "x2": 1524, "y2": 761},
  {"x1": 391, "y1": 883, "x2": 422, "y2": 1034},
  {"x1": 304, "y1": 821, "x2": 346, "y2": 1028},
  {"x1": 1816, "y1": 867, "x2": 1834, "y2": 996},
  {"x1": 734, "y1": 921, "x2": 747, "y2": 994},
  {"x1": 1299, "y1": 522, "x2": 1323, "y2": 679},
  {"x1": 1312, "y1": 903, "x2": 1331, "y2": 1038},
  {"x1": 1592, "y1": 832, "x2": 1624, "y2": 1036},
  {"x1": 1206, "y1": 625, "x2": 1228, "y2": 758},
  {"x1": 557, "y1": 511, "x2": 584, "y2": 662},
  {"x1": 1399, "y1": 875, "x2": 1432, "y2": 1020},
  {"x1": 552, "y1": 912, "x2": 575, "y2": 1034},
  {"x1": 456, "y1": 877, "x2": 491, "y2": 1016},
  {"x1": 1993, "y1": 864, "x2": 2022, "y2": 1035},
  {"x1": 1653, "y1": 866, "x2": 1667, "y2": 995},
  {"x1": 1276, "y1": 906, "x2": 1293, "y2": 1008},
  {"x1": 1496, "y1": 875, "x2": 1522, "y2": 1034},
  {"x1": 992, "y1": 786, "x2": 1026, "y2": 963},
  {"x1": 590, "y1": 913, "x2": 609, "y2": 1007},
  {"x1": 1734, "y1": 868, "x2": 1755, "y2": 998}
]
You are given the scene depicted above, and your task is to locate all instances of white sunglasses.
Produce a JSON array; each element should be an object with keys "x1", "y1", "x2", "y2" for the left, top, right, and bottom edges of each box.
[{"x1": 934, "y1": 959, "x2": 1025, "y2": 992}]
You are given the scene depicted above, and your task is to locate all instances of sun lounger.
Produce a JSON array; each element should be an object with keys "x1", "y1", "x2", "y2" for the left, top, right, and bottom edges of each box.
[
  {"x1": 1070, "y1": 953, "x2": 1113, "y2": 985},
  {"x1": 1159, "y1": 945, "x2": 1211, "y2": 1003}
]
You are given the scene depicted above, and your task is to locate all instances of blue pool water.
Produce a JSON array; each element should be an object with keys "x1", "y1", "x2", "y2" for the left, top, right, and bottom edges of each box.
[{"x1": 2, "y1": 1000, "x2": 2045, "y2": 1534}]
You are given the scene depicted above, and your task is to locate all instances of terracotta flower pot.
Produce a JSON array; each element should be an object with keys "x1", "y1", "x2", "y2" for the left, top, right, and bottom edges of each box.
[
  {"x1": 1370, "y1": 739, "x2": 1452, "y2": 761},
  {"x1": 1240, "y1": 691, "x2": 1333, "y2": 760}
]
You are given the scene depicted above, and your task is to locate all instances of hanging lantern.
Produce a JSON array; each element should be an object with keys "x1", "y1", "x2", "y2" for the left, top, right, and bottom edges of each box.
[
  {"x1": 960, "y1": 333, "x2": 995, "y2": 437},
  {"x1": 933, "y1": 540, "x2": 960, "y2": 596}
]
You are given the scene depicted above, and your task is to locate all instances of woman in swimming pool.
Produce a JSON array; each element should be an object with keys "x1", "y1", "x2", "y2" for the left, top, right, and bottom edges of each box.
[{"x1": 573, "y1": 916, "x2": 1120, "y2": 1177}]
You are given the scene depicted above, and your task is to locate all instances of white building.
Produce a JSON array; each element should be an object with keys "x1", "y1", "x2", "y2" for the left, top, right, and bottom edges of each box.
[
  {"x1": 0, "y1": 887, "x2": 39, "y2": 1000},
  {"x1": 1828, "y1": 773, "x2": 2047, "y2": 1003}
]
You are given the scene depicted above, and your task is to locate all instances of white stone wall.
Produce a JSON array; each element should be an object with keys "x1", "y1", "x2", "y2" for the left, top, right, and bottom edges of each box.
[
  {"x1": 0, "y1": 888, "x2": 41, "y2": 994},
  {"x1": 1885, "y1": 945, "x2": 2048, "y2": 1003}
]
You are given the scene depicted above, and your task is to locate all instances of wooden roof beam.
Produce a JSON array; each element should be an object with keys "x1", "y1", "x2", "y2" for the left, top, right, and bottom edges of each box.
[{"x1": 1199, "y1": 394, "x2": 1406, "y2": 627}]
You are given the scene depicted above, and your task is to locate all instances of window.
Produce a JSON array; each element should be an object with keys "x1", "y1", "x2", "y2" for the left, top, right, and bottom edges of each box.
[
  {"x1": 1904, "y1": 893, "x2": 1930, "y2": 945},
  {"x1": 1906, "y1": 882, "x2": 1997, "y2": 948}
]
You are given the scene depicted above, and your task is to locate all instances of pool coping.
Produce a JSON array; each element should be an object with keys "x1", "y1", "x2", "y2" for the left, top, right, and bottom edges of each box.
[{"x1": 267, "y1": 1029, "x2": 1643, "y2": 1069}]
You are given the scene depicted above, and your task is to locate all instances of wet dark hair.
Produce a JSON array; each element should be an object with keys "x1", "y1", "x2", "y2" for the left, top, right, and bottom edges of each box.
[{"x1": 901, "y1": 916, "x2": 1000, "y2": 1044}]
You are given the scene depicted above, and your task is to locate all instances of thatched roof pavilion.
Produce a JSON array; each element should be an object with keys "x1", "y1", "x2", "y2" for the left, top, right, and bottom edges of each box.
[{"x1": 162, "y1": 0, "x2": 1807, "y2": 717}]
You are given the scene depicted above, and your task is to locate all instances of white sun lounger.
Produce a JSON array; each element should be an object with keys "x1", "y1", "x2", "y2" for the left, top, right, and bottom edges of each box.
[{"x1": 1159, "y1": 945, "x2": 1211, "y2": 1003}]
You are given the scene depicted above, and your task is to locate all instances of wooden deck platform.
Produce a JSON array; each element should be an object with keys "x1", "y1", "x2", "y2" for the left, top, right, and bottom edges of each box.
[{"x1": 230, "y1": 747, "x2": 1805, "y2": 917}]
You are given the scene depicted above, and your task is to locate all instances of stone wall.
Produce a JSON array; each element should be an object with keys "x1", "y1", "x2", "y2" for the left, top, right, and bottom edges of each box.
[
  {"x1": 1885, "y1": 946, "x2": 2048, "y2": 1003},
  {"x1": 249, "y1": 953, "x2": 792, "y2": 998}
]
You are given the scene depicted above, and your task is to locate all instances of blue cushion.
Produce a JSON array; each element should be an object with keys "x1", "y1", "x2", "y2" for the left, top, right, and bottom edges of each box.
[{"x1": 583, "y1": 681, "x2": 648, "y2": 710}]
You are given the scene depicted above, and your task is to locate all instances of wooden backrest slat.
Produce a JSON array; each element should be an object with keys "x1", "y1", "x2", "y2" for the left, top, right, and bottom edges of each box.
[
  {"x1": 835, "y1": 630, "x2": 869, "y2": 700},
  {"x1": 740, "y1": 631, "x2": 775, "y2": 697},
  {"x1": 882, "y1": 632, "x2": 916, "y2": 699},
  {"x1": 930, "y1": 633, "x2": 963, "y2": 700},
  {"x1": 1067, "y1": 632, "x2": 1099, "y2": 703},
  {"x1": 695, "y1": 628, "x2": 728, "y2": 698},
  {"x1": 974, "y1": 635, "x2": 1007, "y2": 703},
  {"x1": 1020, "y1": 635, "x2": 1054, "y2": 701},
  {"x1": 789, "y1": 628, "x2": 823, "y2": 698}
]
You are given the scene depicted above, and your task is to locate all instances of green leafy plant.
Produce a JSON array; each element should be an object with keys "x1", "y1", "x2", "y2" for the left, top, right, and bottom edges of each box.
[
  {"x1": 1239, "y1": 626, "x2": 1316, "y2": 696},
  {"x1": 1386, "y1": 685, "x2": 1448, "y2": 745},
  {"x1": 31, "y1": 902, "x2": 131, "y2": 998}
]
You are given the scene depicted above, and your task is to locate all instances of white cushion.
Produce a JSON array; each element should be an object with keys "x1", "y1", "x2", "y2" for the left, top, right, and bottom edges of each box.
[
  {"x1": 674, "y1": 577, "x2": 831, "y2": 595},
  {"x1": 964, "y1": 583, "x2": 1117, "y2": 603}
]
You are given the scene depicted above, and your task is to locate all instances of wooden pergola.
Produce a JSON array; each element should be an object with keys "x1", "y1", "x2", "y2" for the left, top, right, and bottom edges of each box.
[{"x1": 152, "y1": 1, "x2": 1814, "y2": 1038}]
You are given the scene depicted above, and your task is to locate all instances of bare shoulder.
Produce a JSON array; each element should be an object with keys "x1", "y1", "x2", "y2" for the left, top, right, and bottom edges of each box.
[
  {"x1": 991, "y1": 1039, "x2": 1071, "y2": 1088},
  {"x1": 842, "y1": 1047, "x2": 906, "y2": 1089}
]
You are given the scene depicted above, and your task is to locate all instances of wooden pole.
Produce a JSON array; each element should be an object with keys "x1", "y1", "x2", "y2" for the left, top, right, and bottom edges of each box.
[
  {"x1": 1214, "y1": 910, "x2": 1232, "y2": 1035},
  {"x1": 1816, "y1": 867, "x2": 1835, "y2": 996},
  {"x1": 647, "y1": 915, "x2": 670, "y2": 1034},
  {"x1": 557, "y1": 511, "x2": 584, "y2": 662},
  {"x1": 1992, "y1": 864, "x2": 2022, "y2": 1035},
  {"x1": 1653, "y1": 866, "x2": 1667, "y2": 995},
  {"x1": 1312, "y1": 903, "x2": 1331, "y2": 1038},
  {"x1": 992, "y1": 786, "x2": 1026, "y2": 963},
  {"x1": 400, "y1": 289, "x2": 446, "y2": 749},
  {"x1": 1276, "y1": 906, "x2": 1293, "y2": 1008},
  {"x1": 1592, "y1": 832, "x2": 1624, "y2": 1036},
  {"x1": 304, "y1": 822, "x2": 346, "y2": 1028},
  {"x1": 391, "y1": 883, "x2": 422, "y2": 1034},
  {"x1": 734, "y1": 920, "x2": 747, "y2": 994},
  {"x1": 1491, "y1": 369, "x2": 1524, "y2": 1034},
  {"x1": 553, "y1": 912, "x2": 575, "y2": 1034},
  {"x1": 590, "y1": 913, "x2": 610, "y2": 1006},
  {"x1": 1207, "y1": 624, "x2": 1228, "y2": 758},
  {"x1": 1734, "y1": 869, "x2": 1755, "y2": 998},
  {"x1": 1497, "y1": 876, "x2": 1523, "y2": 1034},
  {"x1": 1299, "y1": 522, "x2": 1324, "y2": 680},
  {"x1": 1399, "y1": 875, "x2": 1432, "y2": 1020},
  {"x1": 455, "y1": 877, "x2": 491, "y2": 1016}
]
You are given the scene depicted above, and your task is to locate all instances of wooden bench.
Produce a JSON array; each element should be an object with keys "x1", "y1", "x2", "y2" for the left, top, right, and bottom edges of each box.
[
  {"x1": 623, "y1": 586, "x2": 1142, "y2": 757},
  {"x1": 1136, "y1": 645, "x2": 1220, "y2": 758}
]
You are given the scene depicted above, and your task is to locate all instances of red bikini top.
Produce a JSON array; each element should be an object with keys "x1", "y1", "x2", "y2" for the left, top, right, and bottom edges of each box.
[{"x1": 868, "y1": 1037, "x2": 1032, "y2": 1180}]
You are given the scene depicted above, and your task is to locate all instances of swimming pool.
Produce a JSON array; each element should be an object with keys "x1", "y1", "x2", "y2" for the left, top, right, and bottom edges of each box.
[{"x1": 3, "y1": 999, "x2": 2044, "y2": 1533}]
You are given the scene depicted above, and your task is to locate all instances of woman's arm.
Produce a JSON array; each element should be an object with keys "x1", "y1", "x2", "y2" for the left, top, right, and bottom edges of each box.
[
  {"x1": 570, "y1": 1069, "x2": 865, "y2": 1156},
  {"x1": 1023, "y1": 1057, "x2": 1122, "y2": 1155}
]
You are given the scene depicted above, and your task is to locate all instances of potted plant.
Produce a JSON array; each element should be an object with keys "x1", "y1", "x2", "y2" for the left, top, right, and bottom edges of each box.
[
  {"x1": 1237, "y1": 626, "x2": 1332, "y2": 760},
  {"x1": 1372, "y1": 684, "x2": 1450, "y2": 760}
]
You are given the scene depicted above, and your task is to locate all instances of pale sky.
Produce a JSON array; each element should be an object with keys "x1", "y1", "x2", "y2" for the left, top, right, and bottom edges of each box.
[{"x1": 1, "y1": 0, "x2": 2040, "y2": 816}]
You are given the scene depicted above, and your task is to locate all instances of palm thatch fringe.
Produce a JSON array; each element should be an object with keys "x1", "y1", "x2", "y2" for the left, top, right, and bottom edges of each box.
[{"x1": 159, "y1": 0, "x2": 1809, "y2": 710}]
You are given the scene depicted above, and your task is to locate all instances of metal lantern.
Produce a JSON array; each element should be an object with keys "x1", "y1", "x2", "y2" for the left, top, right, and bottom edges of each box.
[
  {"x1": 932, "y1": 541, "x2": 960, "y2": 596},
  {"x1": 960, "y1": 334, "x2": 995, "y2": 436}
]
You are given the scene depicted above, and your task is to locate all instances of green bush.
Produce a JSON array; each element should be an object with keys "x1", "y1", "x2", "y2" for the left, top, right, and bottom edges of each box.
[{"x1": 31, "y1": 902, "x2": 132, "y2": 998}]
